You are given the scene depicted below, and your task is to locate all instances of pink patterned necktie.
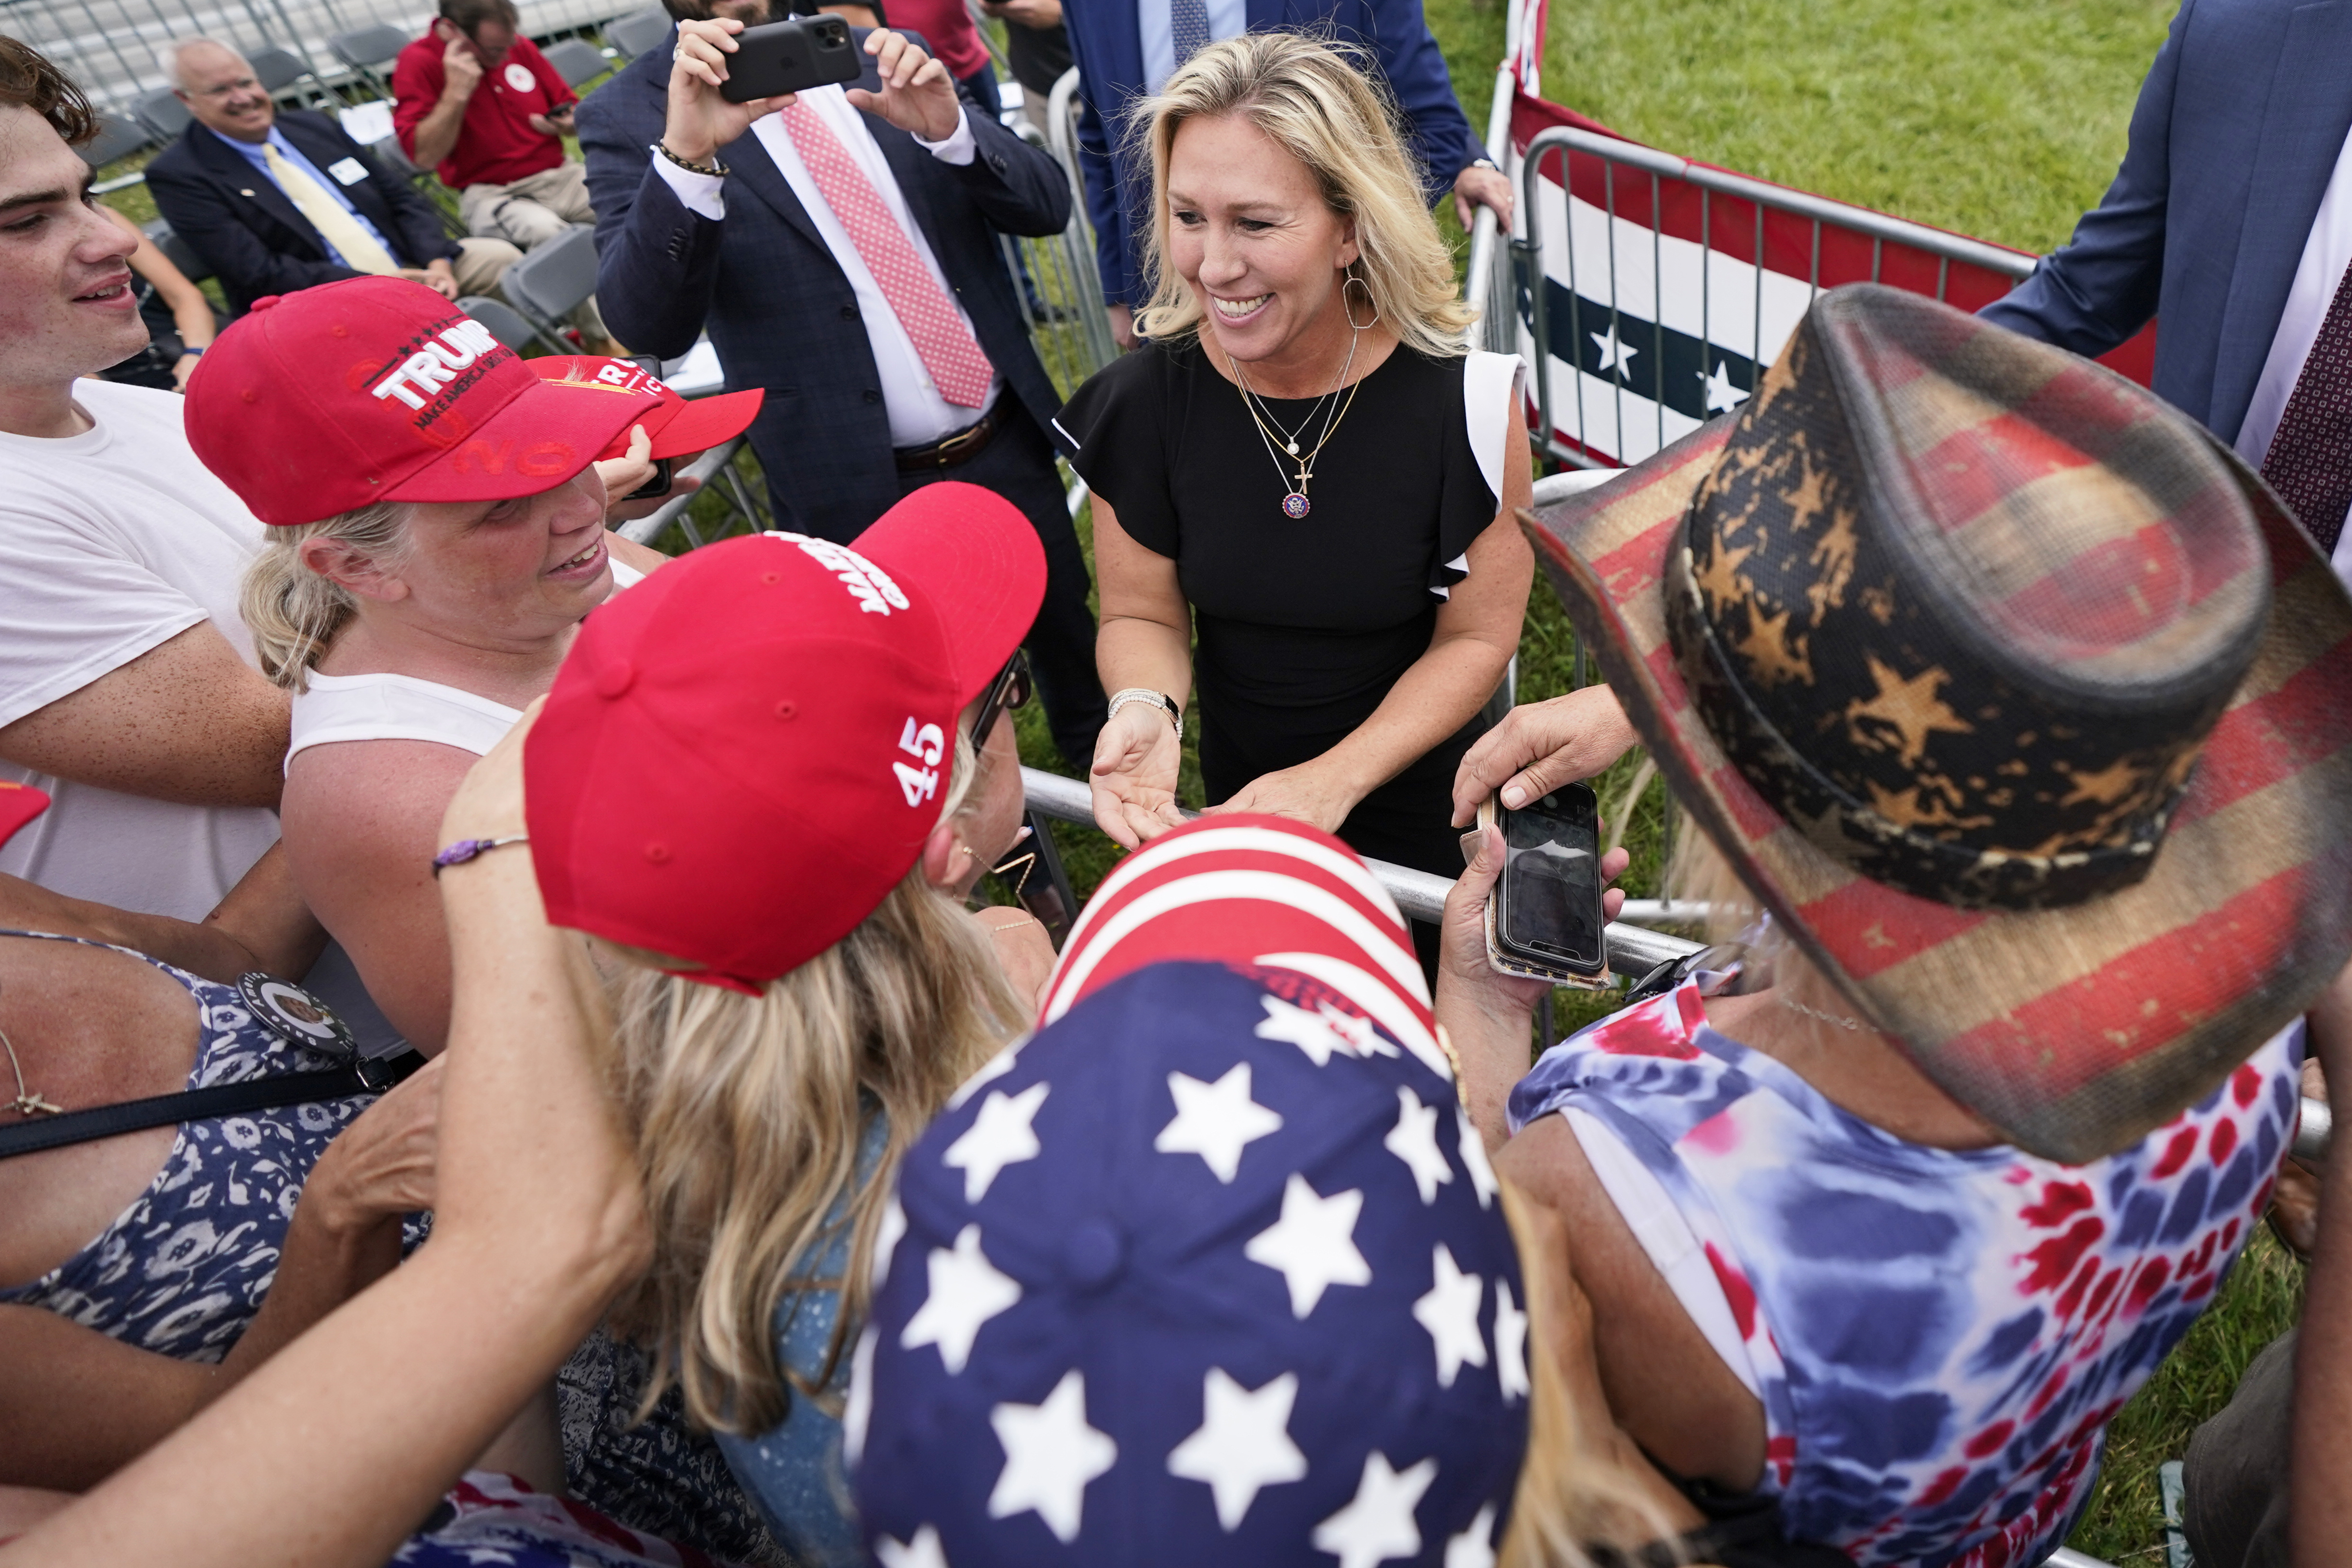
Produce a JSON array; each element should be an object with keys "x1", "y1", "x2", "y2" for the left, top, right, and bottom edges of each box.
[
  {"x1": 2261, "y1": 257, "x2": 2352, "y2": 554},
  {"x1": 780, "y1": 98, "x2": 995, "y2": 409}
]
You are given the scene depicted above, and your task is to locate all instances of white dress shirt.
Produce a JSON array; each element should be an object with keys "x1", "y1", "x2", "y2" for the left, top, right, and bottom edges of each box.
[
  {"x1": 2233, "y1": 117, "x2": 2352, "y2": 590},
  {"x1": 1140, "y1": 0, "x2": 1247, "y2": 94},
  {"x1": 650, "y1": 86, "x2": 1002, "y2": 448}
]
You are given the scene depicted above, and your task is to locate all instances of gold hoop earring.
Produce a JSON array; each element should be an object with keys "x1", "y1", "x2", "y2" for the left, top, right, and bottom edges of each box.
[{"x1": 1342, "y1": 272, "x2": 1381, "y2": 331}]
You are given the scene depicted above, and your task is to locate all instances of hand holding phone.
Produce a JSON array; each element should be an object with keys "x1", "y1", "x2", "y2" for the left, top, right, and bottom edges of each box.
[
  {"x1": 718, "y1": 14, "x2": 861, "y2": 103},
  {"x1": 1482, "y1": 784, "x2": 1612, "y2": 987}
]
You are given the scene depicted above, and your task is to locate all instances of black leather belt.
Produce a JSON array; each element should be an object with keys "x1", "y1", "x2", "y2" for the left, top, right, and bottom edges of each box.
[{"x1": 895, "y1": 404, "x2": 1002, "y2": 473}]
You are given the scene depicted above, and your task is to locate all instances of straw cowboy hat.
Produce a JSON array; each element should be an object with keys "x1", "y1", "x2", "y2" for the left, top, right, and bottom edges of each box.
[{"x1": 1525, "y1": 282, "x2": 2352, "y2": 1162}]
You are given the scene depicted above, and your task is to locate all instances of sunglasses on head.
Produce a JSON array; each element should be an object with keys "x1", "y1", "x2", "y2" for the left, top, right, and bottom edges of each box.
[{"x1": 971, "y1": 649, "x2": 1032, "y2": 745}]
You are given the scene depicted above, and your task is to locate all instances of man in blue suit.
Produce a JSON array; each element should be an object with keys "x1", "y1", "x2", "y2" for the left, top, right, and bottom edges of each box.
[
  {"x1": 1982, "y1": 0, "x2": 2352, "y2": 576},
  {"x1": 1063, "y1": 0, "x2": 1510, "y2": 347},
  {"x1": 579, "y1": 5, "x2": 1103, "y2": 764}
]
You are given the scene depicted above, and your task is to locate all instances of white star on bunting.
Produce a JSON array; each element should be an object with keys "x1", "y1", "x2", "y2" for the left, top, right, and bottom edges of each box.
[
  {"x1": 1384, "y1": 1086, "x2": 1453, "y2": 1205},
  {"x1": 874, "y1": 1524, "x2": 951, "y2": 1568},
  {"x1": 1156, "y1": 1063, "x2": 1283, "y2": 1183},
  {"x1": 1166, "y1": 1367, "x2": 1309, "y2": 1530},
  {"x1": 1413, "y1": 1243, "x2": 1488, "y2": 1388},
  {"x1": 944, "y1": 1082, "x2": 1049, "y2": 1204},
  {"x1": 1701, "y1": 359, "x2": 1752, "y2": 413},
  {"x1": 987, "y1": 1368, "x2": 1117, "y2": 1544},
  {"x1": 1244, "y1": 1172, "x2": 1371, "y2": 1318},
  {"x1": 900, "y1": 1223, "x2": 1020, "y2": 1374},
  {"x1": 1457, "y1": 1104, "x2": 1498, "y2": 1208},
  {"x1": 1254, "y1": 994, "x2": 1363, "y2": 1067},
  {"x1": 1493, "y1": 1278, "x2": 1530, "y2": 1402},
  {"x1": 1444, "y1": 1503, "x2": 1500, "y2": 1568},
  {"x1": 1319, "y1": 1003, "x2": 1398, "y2": 1059},
  {"x1": 1590, "y1": 323, "x2": 1639, "y2": 375},
  {"x1": 843, "y1": 1325, "x2": 879, "y2": 1463},
  {"x1": 872, "y1": 1194, "x2": 908, "y2": 1290},
  {"x1": 1312, "y1": 1451, "x2": 1438, "y2": 1568}
]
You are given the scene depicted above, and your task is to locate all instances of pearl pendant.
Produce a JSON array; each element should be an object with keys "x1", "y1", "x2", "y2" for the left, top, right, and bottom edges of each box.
[{"x1": 1285, "y1": 440, "x2": 1299, "y2": 455}]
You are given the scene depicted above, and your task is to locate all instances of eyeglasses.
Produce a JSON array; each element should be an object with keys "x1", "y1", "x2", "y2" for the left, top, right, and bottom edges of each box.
[
  {"x1": 970, "y1": 649, "x2": 1032, "y2": 747},
  {"x1": 189, "y1": 74, "x2": 262, "y2": 99}
]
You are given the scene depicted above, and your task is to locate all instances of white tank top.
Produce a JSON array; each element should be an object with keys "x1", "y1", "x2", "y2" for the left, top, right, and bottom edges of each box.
[{"x1": 284, "y1": 560, "x2": 643, "y2": 768}]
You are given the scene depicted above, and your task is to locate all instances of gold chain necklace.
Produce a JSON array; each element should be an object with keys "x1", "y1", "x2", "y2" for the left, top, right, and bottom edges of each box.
[{"x1": 1229, "y1": 319, "x2": 1363, "y2": 520}]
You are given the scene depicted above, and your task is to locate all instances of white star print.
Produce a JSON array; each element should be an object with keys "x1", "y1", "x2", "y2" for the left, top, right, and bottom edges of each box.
[
  {"x1": 1444, "y1": 1502, "x2": 1500, "y2": 1568},
  {"x1": 1312, "y1": 1451, "x2": 1438, "y2": 1568},
  {"x1": 947, "y1": 1037, "x2": 1023, "y2": 1109},
  {"x1": 843, "y1": 1324, "x2": 879, "y2": 1463},
  {"x1": 1493, "y1": 1278, "x2": 1530, "y2": 1403},
  {"x1": 1166, "y1": 1367, "x2": 1309, "y2": 1530},
  {"x1": 1413, "y1": 1243, "x2": 1488, "y2": 1388},
  {"x1": 874, "y1": 1525, "x2": 951, "y2": 1568},
  {"x1": 1244, "y1": 1172, "x2": 1371, "y2": 1318},
  {"x1": 900, "y1": 1223, "x2": 1021, "y2": 1374},
  {"x1": 987, "y1": 1368, "x2": 1117, "y2": 1544},
  {"x1": 1156, "y1": 1063, "x2": 1284, "y2": 1183},
  {"x1": 872, "y1": 1194, "x2": 908, "y2": 1290},
  {"x1": 1254, "y1": 994, "x2": 1363, "y2": 1066},
  {"x1": 1384, "y1": 1086, "x2": 1454, "y2": 1205},
  {"x1": 1590, "y1": 323, "x2": 1640, "y2": 375},
  {"x1": 943, "y1": 1082, "x2": 1048, "y2": 1203},
  {"x1": 1701, "y1": 359, "x2": 1752, "y2": 413},
  {"x1": 1457, "y1": 1104, "x2": 1498, "y2": 1208}
]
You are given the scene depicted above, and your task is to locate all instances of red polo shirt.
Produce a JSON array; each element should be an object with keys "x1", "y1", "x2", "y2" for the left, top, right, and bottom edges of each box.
[{"x1": 392, "y1": 31, "x2": 576, "y2": 190}]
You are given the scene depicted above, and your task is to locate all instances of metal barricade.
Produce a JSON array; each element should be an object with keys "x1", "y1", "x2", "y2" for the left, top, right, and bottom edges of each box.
[{"x1": 1513, "y1": 124, "x2": 2035, "y2": 470}]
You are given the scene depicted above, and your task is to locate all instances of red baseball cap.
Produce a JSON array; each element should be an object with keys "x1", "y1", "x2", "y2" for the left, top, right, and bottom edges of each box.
[
  {"x1": 529, "y1": 356, "x2": 766, "y2": 461},
  {"x1": 185, "y1": 277, "x2": 645, "y2": 526},
  {"x1": 0, "y1": 782, "x2": 48, "y2": 850},
  {"x1": 524, "y1": 482, "x2": 1046, "y2": 992}
]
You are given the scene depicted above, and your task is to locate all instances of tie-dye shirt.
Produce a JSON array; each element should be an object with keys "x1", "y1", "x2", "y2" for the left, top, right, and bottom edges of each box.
[{"x1": 1506, "y1": 979, "x2": 2301, "y2": 1568}]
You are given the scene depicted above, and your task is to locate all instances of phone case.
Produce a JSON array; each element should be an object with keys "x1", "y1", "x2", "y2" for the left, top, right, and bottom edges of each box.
[
  {"x1": 719, "y1": 16, "x2": 862, "y2": 103},
  {"x1": 1478, "y1": 799, "x2": 1615, "y2": 991}
]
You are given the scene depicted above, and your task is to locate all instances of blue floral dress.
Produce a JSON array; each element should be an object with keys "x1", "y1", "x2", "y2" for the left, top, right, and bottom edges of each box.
[{"x1": 1507, "y1": 976, "x2": 2302, "y2": 1568}]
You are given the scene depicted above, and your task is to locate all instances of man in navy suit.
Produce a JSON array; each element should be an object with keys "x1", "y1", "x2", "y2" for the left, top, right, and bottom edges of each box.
[
  {"x1": 578, "y1": 8, "x2": 1104, "y2": 764},
  {"x1": 1982, "y1": 0, "x2": 2352, "y2": 580},
  {"x1": 144, "y1": 39, "x2": 518, "y2": 317},
  {"x1": 1062, "y1": 0, "x2": 1510, "y2": 348}
]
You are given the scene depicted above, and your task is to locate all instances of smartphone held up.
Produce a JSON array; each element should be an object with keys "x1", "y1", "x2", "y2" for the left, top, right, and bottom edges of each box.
[
  {"x1": 1481, "y1": 784, "x2": 1612, "y2": 988},
  {"x1": 718, "y1": 13, "x2": 862, "y2": 102}
]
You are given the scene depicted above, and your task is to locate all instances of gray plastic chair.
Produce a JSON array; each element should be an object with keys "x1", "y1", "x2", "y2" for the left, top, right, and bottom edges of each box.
[
  {"x1": 247, "y1": 45, "x2": 313, "y2": 97},
  {"x1": 131, "y1": 87, "x2": 192, "y2": 142},
  {"x1": 78, "y1": 114, "x2": 151, "y2": 169},
  {"x1": 330, "y1": 22, "x2": 415, "y2": 91},
  {"x1": 141, "y1": 220, "x2": 214, "y2": 284},
  {"x1": 497, "y1": 222, "x2": 600, "y2": 341},
  {"x1": 457, "y1": 294, "x2": 548, "y2": 352},
  {"x1": 538, "y1": 38, "x2": 609, "y2": 89},
  {"x1": 604, "y1": 6, "x2": 673, "y2": 61}
]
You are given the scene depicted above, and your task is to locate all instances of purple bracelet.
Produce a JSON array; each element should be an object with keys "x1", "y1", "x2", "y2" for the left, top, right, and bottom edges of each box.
[{"x1": 431, "y1": 834, "x2": 530, "y2": 876}]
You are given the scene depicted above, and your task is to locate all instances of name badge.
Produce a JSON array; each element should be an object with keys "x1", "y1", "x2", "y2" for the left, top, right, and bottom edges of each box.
[{"x1": 326, "y1": 156, "x2": 369, "y2": 186}]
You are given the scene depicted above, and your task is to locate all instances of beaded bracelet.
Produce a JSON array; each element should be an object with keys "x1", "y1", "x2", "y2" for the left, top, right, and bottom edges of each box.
[{"x1": 431, "y1": 834, "x2": 530, "y2": 876}]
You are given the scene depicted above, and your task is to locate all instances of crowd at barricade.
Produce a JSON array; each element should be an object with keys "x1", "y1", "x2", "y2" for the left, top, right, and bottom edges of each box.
[{"x1": 0, "y1": 4, "x2": 2350, "y2": 1567}]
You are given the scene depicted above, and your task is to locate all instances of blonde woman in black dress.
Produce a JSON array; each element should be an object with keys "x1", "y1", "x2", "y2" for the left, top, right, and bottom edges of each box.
[{"x1": 1060, "y1": 32, "x2": 1532, "y2": 963}]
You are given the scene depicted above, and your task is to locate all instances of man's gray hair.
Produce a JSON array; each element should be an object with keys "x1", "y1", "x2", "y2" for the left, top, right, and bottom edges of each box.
[{"x1": 166, "y1": 37, "x2": 249, "y2": 92}]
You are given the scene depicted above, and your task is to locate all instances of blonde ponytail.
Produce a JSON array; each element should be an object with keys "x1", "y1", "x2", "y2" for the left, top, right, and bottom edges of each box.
[{"x1": 238, "y1": 501, "x2": 414, "y2": 690}]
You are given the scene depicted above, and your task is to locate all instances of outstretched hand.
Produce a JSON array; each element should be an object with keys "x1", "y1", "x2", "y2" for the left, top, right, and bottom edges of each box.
[
  {"x1": 1451, "y1": 685, "x2": 1641, "y2": 827},
  {"x1": 1088, "y1": 701, "x2": 1185, "y2": 849},
  {"x1": 845, "y1": 29, "x2": 964, "y2": 143}
]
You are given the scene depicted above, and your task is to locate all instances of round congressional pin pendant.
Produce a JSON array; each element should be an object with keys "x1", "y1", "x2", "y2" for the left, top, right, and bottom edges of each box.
[
  {"x1": 237, "y1": 973, "x2": 357, "y2": 1059},
  {"x1": 1281, "y1": 492, "x2": 1311, "y2": 519},
  {"x1": 504, "y1": 61, "x2": 537, "y2": 92}
]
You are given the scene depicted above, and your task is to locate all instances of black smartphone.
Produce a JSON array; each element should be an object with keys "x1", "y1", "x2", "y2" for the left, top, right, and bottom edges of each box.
[
  {"x1": 719, "y1": 14, "x2": 862, "y2": 103},
  {"x1": 623, "y1": 457, "x2": 674, "y2": 501},
  {"x1": 1493, "y1": 783, "x2": 1610, "y2": 978}
]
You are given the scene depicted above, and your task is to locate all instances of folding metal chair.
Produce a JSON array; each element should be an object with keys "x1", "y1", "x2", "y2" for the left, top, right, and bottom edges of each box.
[
  {"x1": 77, "y1": 115, "x2": 151, "y2": 171},
  {"x1": 329, "y1": 24, "x2": 415, "y2": 95},
  {"x1": 131, "y1": 87, "x2": 192, "y2": 143},
  {"x1": 538, "y1": 38, "x2": 609, "y2": 90},
  {"x1": 496, "y1": 222, "x2": 600, "y2": 349},
  {"x1": 613, "y1": 435, "x2": 774, "y2": 549},
  {"x1": 248, "y1": 45, "x2": 321, "y2": 104},
  {"x1": 363, "y1": 123, "x2": 470, "y2": 241},
  {"x1": 456, "y1": 294, "x2": 543, "y2": 352},
  {"x1": 603, "y1": 6, "x2": 674, "y2": 61}
]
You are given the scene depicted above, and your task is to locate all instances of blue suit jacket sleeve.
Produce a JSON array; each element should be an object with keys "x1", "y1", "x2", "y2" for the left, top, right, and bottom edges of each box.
[
  {"x1": 1369, "y1": 0, "x2": 1479, "y2": 203},
  {"x1": 1075, "y1": 90, "x2": 1131, "y2": 305},
  {"x1": 1978, "y1": 0, "x2": 2187, "y2": 354}
]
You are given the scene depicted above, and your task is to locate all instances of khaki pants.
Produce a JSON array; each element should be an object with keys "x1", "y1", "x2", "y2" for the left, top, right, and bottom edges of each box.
[
  {"x1": 449, "y1": 236, "x2": 523, "y2": 297},
  {"x1": 459, "y1": 160, "x2": 596, "y2": 250}
]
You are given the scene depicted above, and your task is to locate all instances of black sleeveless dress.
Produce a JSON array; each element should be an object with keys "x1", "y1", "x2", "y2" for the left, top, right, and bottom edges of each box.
[{"x1": 1057, "y1": 338, "x2": 1507, "y2": 895}]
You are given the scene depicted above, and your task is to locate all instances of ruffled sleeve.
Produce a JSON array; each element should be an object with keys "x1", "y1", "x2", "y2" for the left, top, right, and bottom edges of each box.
[
  {"x1": 1054, "y1": 347, "x2": 1180, "y2": 559},
  {"x1": 1428, "y1": 349, "x2": 1529, "y2": 600}
]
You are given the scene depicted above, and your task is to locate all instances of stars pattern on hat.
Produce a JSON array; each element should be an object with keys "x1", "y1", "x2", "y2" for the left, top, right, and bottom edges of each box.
[
  {"x1": 1313, "y1": 1451, "x2": 1438, "y2": 1568},
  {"x1": 874, "y1": 1524, "x2": 951, "y2": 1568},
  {"x1": 1413, "y1": 1243, "x2": 1489, "y2": 1388},
  {"x1": 1385, "y1": 1086, "x2": 1454, "y2": 1205},
  {"x1": 1445, "y1": 1503, "x2": 1500, "y2": 1568},
  {"x1": 1457, "y1": 1104, "x2": 1499, "y2": 1208},
  {"x1": 988, "y1": 1368, "x2": 1118, "y2": 1543},
  {"x1": 1493, "y1": 1279, "x2": 1530, "y2": 1403},
  {"x1": 1156, "y1": 1063, "x2": 1284, "y2": 1182},
  {"x1": 945, "y1": 1083, "x2": 1049, "y2": 1203},
  {"x1": 1245, "y1": 1173, "x2": 1372, "y2": 1318},
  {"x1": 1166, "y1": 1368, "x2": 1309, "y2": 1530},
  {"x1": 901, "y1": 1223, "x2": 1020, "y2": 1374}
]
